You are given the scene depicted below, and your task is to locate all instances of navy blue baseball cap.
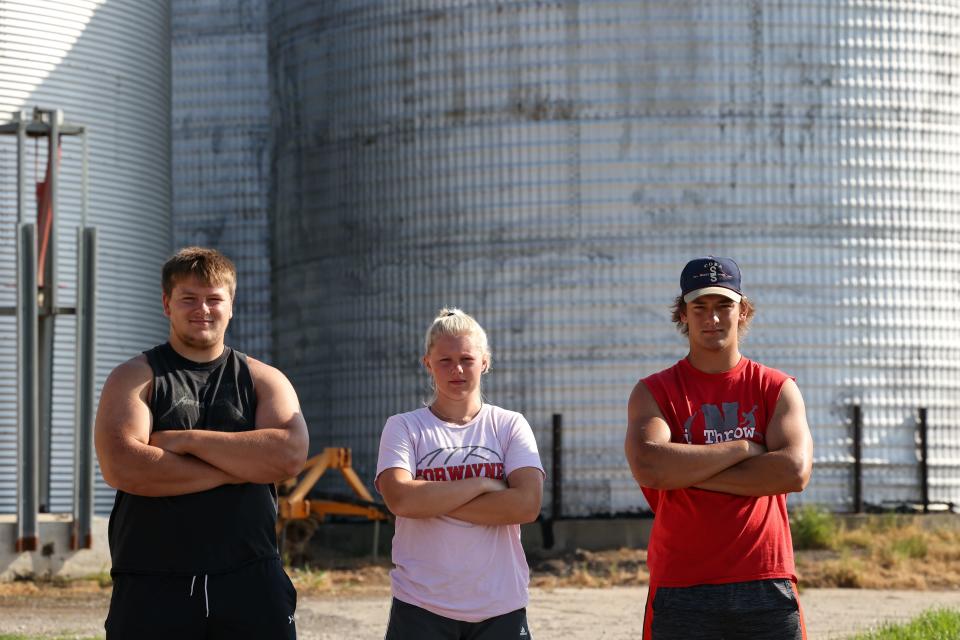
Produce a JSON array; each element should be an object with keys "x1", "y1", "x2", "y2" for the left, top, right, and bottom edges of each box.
[{"x1": 680, "y1": 256, "x2": 742, "y2": 303}]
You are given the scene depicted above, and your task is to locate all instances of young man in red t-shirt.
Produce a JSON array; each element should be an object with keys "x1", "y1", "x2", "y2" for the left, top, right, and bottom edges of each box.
[{"x1": 625, "y1": 256, "x2": 813, "y2": 640}]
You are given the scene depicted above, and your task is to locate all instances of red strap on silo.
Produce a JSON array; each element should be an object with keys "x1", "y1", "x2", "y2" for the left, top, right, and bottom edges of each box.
[{"x1": 35, "y1": 137, "x2": 61, "y2": 289}]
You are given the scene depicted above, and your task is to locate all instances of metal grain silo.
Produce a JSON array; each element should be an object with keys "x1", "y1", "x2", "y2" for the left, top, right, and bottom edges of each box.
[
  {"x1": 270, "y1": 1, "x2": 960, "y2": 515},
  {"x1": 0, "y1": 0, "x2": 171, "y2": 516},
  {"x1": 171, "y1": 0, "x2": 272, "y2": 359}
]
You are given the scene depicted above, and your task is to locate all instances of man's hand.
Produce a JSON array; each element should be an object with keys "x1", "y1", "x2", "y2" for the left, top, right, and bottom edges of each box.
[
  {"x1": 747, "y1": 440, "x2": 767, "y2": 457},
  {"x1": 149, "y1": 430, "x2": 188, "y2": 455}
]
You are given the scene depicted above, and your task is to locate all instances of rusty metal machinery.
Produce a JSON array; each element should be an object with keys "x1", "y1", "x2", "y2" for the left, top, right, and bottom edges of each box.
[{"x1": 276, "y1": 447, "x2": 390, "y2": 553}]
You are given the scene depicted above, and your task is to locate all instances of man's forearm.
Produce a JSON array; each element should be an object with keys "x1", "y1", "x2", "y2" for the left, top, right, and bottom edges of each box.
[
  {"x1": 102, "y1": 439, "x2": 240, "y2": 497},
  {"x1": 694, "y1": 448, "x2": 810, "y2": 496},
  {"x1": 153, "y1": 429, "x2": 304, "y2": 484},
  {"x1": 627, "y1": 439, "x2": 758, "y2": 490}
]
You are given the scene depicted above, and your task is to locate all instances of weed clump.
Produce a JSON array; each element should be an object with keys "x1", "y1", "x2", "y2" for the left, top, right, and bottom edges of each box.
[{"x1": 790, "y1": 505, "x2": 837, "y2": 550}]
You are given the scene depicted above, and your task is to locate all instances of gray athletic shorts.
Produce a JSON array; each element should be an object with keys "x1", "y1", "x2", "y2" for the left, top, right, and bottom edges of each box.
[{"x1": 648, "y1": 578, "x2": 805, "y2": 640}]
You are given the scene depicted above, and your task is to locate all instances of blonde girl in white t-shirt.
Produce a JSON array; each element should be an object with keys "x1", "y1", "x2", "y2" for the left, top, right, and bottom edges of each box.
[{"x1": 376, "y1": 308, "x2": 545, "y2": 639}]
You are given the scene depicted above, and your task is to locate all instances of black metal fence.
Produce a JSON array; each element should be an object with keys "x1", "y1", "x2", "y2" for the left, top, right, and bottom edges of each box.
[{"x1": 541, "y1": 406, "x2": 957, "y2": 533}]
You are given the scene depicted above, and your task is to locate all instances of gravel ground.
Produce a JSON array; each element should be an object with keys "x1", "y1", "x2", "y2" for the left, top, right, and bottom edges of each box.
[{"x1": 1, "y1": 587, "x2": 959, "y2": 639}]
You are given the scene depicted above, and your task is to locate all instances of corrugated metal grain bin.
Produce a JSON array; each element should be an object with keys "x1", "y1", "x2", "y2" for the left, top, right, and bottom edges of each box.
[
  {"x1": 171, "y1": 0, "x2": 272, "y2": 359},
  {"x1": 0, "y1": 0, "x2": 171, "y2": 515},
  {"x1": 270, "y1": 1, "x2": 960, "y2": 514}
]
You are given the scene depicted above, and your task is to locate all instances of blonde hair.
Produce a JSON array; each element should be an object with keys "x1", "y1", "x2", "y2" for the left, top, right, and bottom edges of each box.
[
  {"x1": 422, "y1": 308, "x2": 491, "y2": 404},
  {"x1": 423, "y1": 307, "x2": 491, "y2": 364}
]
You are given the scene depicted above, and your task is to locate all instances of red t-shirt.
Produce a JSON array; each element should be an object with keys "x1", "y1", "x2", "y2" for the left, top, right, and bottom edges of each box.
[{"x1": 640, "y1": 356, "x2": 797, "y2": 588}]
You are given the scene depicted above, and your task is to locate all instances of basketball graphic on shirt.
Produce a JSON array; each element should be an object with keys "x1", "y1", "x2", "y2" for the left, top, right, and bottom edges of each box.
[
  {"x1": 419, "y1": 445, "x2": 501, "y2": 467},
  {"x1": 416, "y1": 446, "x2": 505, "y2": 482}
]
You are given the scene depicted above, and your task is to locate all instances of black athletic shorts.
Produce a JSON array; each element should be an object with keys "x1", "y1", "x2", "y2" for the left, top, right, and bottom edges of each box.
[
  {"x1": 105, "y1": 556, "x2": 297, "y2": 639},
  {"x1": 647, "y1": 578, "x2": 806, "y2": 640},
  {"x1": 385, "y1": 597, "x2": 532, "y2": 640}
]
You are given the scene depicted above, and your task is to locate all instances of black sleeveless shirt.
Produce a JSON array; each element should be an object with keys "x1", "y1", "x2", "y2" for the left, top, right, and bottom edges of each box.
[{"x1": 107, "y1": 343, "x2": 280, "y2": 575}]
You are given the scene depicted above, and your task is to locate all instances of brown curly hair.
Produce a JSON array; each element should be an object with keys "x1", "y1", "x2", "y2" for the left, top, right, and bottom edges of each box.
[{"x1": 670, "y1": 294, "x2": 755, "y2": 337}]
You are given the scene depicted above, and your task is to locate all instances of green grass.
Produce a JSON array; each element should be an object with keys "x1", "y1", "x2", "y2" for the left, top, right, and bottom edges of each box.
[
  {"x1": 790, "y1": 504, "x2": 838, "y2": 550},
  {"x1": 891, "y1": 534, "x2": 929, "y2": 560},
  {"x1": 848, "y1": 609, "x2": 960, "y2": 639}
]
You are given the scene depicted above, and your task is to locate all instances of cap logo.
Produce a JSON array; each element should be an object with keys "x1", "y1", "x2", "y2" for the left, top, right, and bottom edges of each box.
[
  {"x1": 691, "y1": 261, "x2": 733, "y2": 285},
  {"x1": 680, "y1": 256, "x2": 742, "y2": 303}
]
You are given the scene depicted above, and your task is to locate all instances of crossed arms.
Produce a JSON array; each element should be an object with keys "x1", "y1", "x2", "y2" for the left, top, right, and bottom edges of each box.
[
  {"x1": 94, "y1": 355, "x2": 309, "y2": 497},
  {"x1": 624, "y1": 379, "x2": 812, "y2": 496},
  {"x1": 377, "y1": 466, "x2": 543, "y2": 526}
]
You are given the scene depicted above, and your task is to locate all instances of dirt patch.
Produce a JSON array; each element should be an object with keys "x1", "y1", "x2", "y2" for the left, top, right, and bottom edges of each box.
[
  {"x1": 795, "y1": 523, "x2": 960, "y2": 590},
  {"x1": 1, "y1": 533, "x2": 957, "y2": 638},
  {"x1": 0, "y1": 576, "x2": 110, "y2": 598},
  {"x1": 3, "y1": 585, "x2": 959, "y2": 640},
  {"x1": 2, "y1": 541, "x2": 957, "y2": 599},
  {"x1": 529, "y1": 547, "x2": 650, "y2": 588},
  {"x1": 528, "y1": 545, "x2": 960, "y2": 591},
  {"x1": 289, "y1": 561, "x2": 392, "y2": 597},
  {"x1": 271, "y1": 542, "x2": 960, "y2": 596},
  {"x1": 286, "y1": 549, "x2": 649, "y2": 595}
]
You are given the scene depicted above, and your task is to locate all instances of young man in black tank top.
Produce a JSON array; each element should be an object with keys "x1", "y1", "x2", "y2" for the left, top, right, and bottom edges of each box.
[{"x1": 95, "y1": 247, "x2": 309, "y2": 639}]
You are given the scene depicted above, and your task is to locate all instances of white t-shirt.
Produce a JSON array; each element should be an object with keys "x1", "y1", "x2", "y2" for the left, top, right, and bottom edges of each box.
[{"x1": 375, "y1": 404, "x2": 544, "y2": 622}]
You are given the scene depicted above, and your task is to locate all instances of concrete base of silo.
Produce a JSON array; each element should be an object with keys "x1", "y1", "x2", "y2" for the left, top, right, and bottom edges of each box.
[
  {"x1": 0, "y1": 514, "x2": 110, "y2": 581},
  {"x1": 523, "y1": 518, "x2": 654, "y2": 554}
]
